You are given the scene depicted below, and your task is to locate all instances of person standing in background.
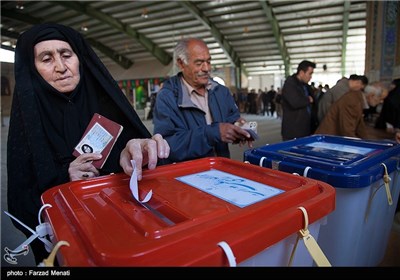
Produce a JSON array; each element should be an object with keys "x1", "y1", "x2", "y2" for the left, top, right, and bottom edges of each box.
[
  {"x1": 375, "y1": 78, "x2": 400, "y2": 143},
  {"x1": 318, "y1": 74, "x2": 369, "y2": 123},
  {"x1": 315, "y1": 77, "x2": 370, "y2": 139},
  {"x1": 281, "y1": 60, "x2": 317, "y2": 141},
  {"x1": 274, "y1": 87, "x2": 283, "y2": 119},
  {"x1": 153, "y1": 38, "x2": 253, "y2": 164},
  {"x1": 266, "y1": 85, "x2": 277, "y2": 117}
]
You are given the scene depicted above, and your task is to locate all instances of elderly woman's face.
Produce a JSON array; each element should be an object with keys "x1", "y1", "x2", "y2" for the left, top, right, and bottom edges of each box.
[{"x1": 34, "y1": 40, "x2": 80, "y2": 93}]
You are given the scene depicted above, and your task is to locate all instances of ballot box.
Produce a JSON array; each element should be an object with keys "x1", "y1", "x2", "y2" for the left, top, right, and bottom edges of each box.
[
  {"x1": 41, "y1": 157, "x2": 335, "y2": 267},
  {"x1": 244, "y1": 135, "x2": 400, "y2": 266}
]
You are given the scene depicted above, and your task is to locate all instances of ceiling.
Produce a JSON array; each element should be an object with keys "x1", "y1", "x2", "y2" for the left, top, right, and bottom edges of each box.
[{"x1": 1, "y1": 0, "x2": 367, "y2": 77}]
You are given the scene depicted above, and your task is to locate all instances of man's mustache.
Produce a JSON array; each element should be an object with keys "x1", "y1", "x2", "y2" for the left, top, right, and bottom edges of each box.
[{"x1": 197, "y1": 72, "x2": 210, "y2": 78}]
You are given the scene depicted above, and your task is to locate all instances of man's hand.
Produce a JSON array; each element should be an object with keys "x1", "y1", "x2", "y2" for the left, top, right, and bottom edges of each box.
[
  {"x1": 219, "y1": 122, "x2": 252, "y2": 145},
  {"x1": 119, "y1": 134, "x2": 170, "y2": 180}
]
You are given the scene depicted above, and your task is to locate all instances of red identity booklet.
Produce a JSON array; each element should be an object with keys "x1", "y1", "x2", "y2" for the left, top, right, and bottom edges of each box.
[{"x1": 73, "y1": 113, "x2": 123, "y2": 169}]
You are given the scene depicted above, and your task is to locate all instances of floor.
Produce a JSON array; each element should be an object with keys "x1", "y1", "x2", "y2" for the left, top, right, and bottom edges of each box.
[{"x1": 1, "y1": 110, "x2": 399, "y2": 267}]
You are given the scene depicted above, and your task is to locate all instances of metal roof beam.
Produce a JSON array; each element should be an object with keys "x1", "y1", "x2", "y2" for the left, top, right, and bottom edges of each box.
[
  {"x1": 1, "y1": 28, "x2": 24, "y2": 40},
  {"x1": 260, "y1": 0, "x2": 291, "y2": 77},
  {"x1": 85, "y1": 38, "x2": 133, "y2": 69},
  {"x1": 53, "y1": 1, "x2": 172, "y2": 66},
  {"x1": 178, "y1": 1, "x2": 242, "y2": 68},
  {"x1": 341, "y1": 1, "x2": 350, "y2": 76},
  {"x1": 1, "y1": 44, "x2": 15, "y2": 52},
  {"x1": 1, "y1": 7, "x2": 42, "y2": 24},
  {"x1": 1, "y1": 7, "x2": 133, "y2": 69}
]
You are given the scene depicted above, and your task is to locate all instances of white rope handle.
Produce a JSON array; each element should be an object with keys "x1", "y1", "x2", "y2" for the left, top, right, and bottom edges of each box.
[
  {"x1": 259, "y1": 156, "x2": 266, "y2": 167},
  {"x1": 217, "y1": 241, "x2": 237, "y2": 267},
  {"x1": 303, "y1": 166, "x2": 312, "y2": 177}
]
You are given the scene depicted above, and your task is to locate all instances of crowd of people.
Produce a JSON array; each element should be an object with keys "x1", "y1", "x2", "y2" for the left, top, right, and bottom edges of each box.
[
  {"x1": 224, "y1": 62, "x2": 399, "y2": 144},
  {"x1": 231, "y1": 86, "x2": 283, "y2": 118},
  {"x1": 5, "y1": 23, "x2": 400, "y2": 265},
  {"x1": 253, "y1": 59, "x2": 398, "y2": 143}
]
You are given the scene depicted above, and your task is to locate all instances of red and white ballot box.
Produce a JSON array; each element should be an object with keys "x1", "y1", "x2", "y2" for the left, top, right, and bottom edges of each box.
[{"x1": 41, "y1": 157, "x2": 335, "y2": 267}]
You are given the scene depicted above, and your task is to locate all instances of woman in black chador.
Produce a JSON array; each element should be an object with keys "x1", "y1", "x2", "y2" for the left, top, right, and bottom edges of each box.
[{"x1": 7, "y1": 23, "x2": 170, "y2": 264}]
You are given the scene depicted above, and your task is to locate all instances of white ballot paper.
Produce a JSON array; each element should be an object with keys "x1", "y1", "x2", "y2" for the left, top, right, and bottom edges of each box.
[
  {"x1": 130, "y1": 160, "x2": 152, "y2": 203},
  {"x1": 305, "y1": 142, "x2": 374, "y2": 155},
  {"x1": 176, "y1": 169, "x2": 284, "y2": 208},
  {"x1": 129, "y1": 160, "x2": 175, "y2": 226}
]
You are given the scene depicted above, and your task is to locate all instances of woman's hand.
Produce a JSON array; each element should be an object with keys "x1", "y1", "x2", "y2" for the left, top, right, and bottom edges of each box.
[
  {"x1": 68, "y1": 153, "x2": 102, "y2": 181},
  {"x1": 119, "y1": 134, "x2": 170, "y2": 180}
]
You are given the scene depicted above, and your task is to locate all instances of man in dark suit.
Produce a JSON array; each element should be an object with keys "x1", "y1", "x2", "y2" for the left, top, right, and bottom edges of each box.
[{"x1": 281, "y1": 60, "x2": 317, "y2": 141}]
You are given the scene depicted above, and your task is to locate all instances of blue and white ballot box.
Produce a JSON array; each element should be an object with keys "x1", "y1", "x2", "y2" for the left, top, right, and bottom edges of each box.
[{"x1": 244, "y1": 135, "x2": 400, "y2": 266}]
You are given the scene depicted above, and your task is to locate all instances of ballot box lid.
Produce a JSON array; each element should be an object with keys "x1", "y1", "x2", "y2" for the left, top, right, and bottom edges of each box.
[{"x1": 244, "y1": 134, "x2": 400, "y2": 188}]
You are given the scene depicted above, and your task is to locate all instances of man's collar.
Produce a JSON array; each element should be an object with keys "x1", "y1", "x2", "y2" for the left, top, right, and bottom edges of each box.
[{"x1": 180, "y1": 76, "x2": 212, "y2": 94}]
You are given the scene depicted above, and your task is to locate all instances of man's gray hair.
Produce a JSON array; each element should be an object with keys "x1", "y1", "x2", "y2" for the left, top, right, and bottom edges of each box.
[
  {"x1": 172, "y1": 38, "x2": 207, "y2": 74},
  {"x1": 173, "y1": 38, "x2": 207, "y2": 65},
  {"x1": 174, "y1": 38, "x2": 191, "y2": 65}
]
